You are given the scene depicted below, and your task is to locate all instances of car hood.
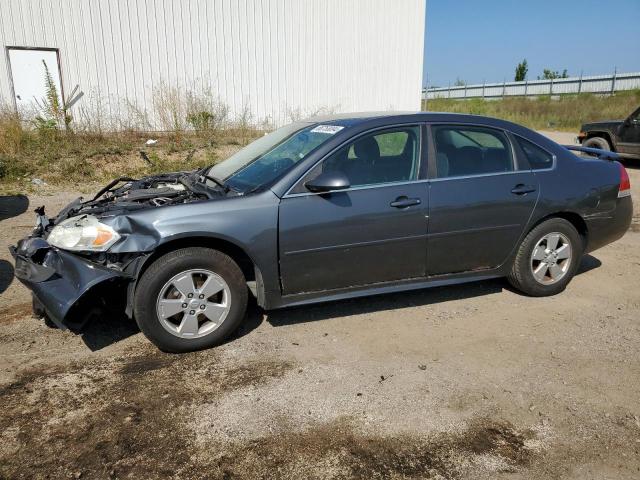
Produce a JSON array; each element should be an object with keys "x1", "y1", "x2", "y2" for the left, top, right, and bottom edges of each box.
[
  {"x1": 581, "y1": 120, "x2": 623, "y2": 131},
  {"x1": 54, "y1": 171, "x2": 224, "y2": 222},
  {"x1": 32, "y1": 170, "x2": 230, "y2": 240}
]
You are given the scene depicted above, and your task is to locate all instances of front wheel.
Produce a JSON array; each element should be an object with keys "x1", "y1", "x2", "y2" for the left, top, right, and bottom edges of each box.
[
  {"x1": 134, "y1": 247, "x2": 248, "y2": 352},
  {"x1": 507, "y1": 218, "x2": 583, "y2": 297}
]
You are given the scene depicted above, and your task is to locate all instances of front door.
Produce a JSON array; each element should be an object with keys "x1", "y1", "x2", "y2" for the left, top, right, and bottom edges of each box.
[
  {"x1": 617, "y1": 107, "x2": 640, "y2": 156},
  {"x1": 279, "y1": 125, "x2": 428, "y2": 295},
  {"x1": 427, "y1": 125, "x2": 539, "y2": 275}
]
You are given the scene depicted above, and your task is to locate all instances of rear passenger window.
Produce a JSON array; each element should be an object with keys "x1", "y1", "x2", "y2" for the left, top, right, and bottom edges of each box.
[
  {"x1": 433, "y1": 126, "x2": 514, "y2": 178},
  {"x1": 516, "y1": 137, "x2": 554, "y2": 170}
]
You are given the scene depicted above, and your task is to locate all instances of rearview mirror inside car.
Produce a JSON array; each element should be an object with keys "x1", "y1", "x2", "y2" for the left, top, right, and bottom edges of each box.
[{"x1": 305, "y1": 171, "x2": 350, "y2": 193}]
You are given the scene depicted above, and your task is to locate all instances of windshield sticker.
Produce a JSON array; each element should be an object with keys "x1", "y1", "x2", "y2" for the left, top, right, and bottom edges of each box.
[{"x1": 311, "y1": 125, "x2": 344, "y2": 135}]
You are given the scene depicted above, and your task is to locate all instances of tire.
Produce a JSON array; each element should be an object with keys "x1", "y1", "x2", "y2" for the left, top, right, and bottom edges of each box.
[
  {"x1": 583, "y1": 136, "x2": 611, "y2": 151},
  {"x1": 133, "y1": 247, "x2": 248, "y2": 353},
  {"x1": 507, "y1": 218, "x2": 583, "y2": 297}
]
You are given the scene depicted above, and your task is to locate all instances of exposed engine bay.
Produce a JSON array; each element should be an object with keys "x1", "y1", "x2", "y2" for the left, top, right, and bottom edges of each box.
[{"x1": 36, "y1": 170, "x2": 226, "y2": 234}]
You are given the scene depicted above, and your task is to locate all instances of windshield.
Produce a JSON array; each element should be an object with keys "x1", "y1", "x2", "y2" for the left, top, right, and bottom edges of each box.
[{"x1": 208, "y1": 122, "x2": 343, "y2": 193}]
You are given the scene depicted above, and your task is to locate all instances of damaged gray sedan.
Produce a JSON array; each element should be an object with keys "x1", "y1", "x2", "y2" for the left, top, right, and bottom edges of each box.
[{"x1": 11, "y1": 113, "x2": 633, "y2": 352}]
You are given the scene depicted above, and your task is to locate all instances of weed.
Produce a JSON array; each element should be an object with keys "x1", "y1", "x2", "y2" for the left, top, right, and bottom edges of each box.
[{"x1": 424, "y1": 90, "x2": 640, "y2": 131}]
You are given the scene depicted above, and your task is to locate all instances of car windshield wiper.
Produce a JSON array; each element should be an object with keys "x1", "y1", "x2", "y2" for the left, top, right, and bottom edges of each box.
[
  {"x1": 204, "y1": 174, "x2": 229, "y2": 192},
  {"x1": 196, "y1": 168, "x2": 230, "y2": 193}
]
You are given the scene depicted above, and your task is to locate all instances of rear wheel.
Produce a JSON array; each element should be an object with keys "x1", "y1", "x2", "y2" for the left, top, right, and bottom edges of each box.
[
  {"x1": 134, "y1": 247, "x2": 248, "y2": 352},
  {"x1": 508, "y1": 218, "x2": 583, "y2": 297},
  {"x1": 583, "y1": 136, "x2": 611, "y2": 151}
]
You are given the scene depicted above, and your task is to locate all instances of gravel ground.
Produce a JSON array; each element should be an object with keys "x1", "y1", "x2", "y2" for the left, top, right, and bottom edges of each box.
[{"x1": 0, "y1": 131, "x2": 639, "y2": 479}]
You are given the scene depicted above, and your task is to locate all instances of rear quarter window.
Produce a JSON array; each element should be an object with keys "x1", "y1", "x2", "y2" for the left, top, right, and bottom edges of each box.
[{"x1": 516, "y1": 137, "x2": 554, "y2": 170}]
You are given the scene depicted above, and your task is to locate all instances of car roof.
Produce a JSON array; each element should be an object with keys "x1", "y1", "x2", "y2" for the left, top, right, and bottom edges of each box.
[{"x1": 301, "y1": 111, "x2": 527, "y2": 130}]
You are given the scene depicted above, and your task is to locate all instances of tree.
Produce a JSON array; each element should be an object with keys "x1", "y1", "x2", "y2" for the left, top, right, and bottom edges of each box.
[
  {"x1": 453, "y1": 77, "x2": 466, "y2": 86},
  {"x1": 514, "y1": 59, "x2": 528, "y2": 82},
  {"x1": 538, "y1": 68, "x2": 569, "y2": 80}
]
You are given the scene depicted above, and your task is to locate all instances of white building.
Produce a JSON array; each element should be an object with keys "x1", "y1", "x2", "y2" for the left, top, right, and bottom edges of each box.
[{"x1": 0, "y1": 0, "x2": 426, "y2": 129}]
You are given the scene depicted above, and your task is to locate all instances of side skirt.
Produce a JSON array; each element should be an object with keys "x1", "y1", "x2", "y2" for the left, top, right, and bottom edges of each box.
[{"x1": 266, "y1": 269, "x2": 505, "y2": 310}]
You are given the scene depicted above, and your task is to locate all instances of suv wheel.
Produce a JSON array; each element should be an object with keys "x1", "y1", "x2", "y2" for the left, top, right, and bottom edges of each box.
[
  {"x1": 134, "y1": 247, "x2": 248, "y2": 352},
  {"x1": 508, "y1": 218, "x2": 583, "y2": 297},
  {"x1": 583, "y1": 136, "x2": 611, "y2": 151}
]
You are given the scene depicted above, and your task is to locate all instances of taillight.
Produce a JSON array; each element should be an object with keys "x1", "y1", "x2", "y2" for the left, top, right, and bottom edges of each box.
[{"x1": 618, "y1": 162, "x2": 631, "y2": 198}]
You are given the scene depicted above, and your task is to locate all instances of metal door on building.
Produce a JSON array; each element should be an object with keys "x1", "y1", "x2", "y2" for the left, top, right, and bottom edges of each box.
[{"x1": 7, "y1": 47, "x2": 62, "y2": 114}]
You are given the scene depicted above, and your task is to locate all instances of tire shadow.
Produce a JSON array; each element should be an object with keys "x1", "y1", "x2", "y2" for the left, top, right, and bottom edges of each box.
[
  {"x1": 78, "y1": 296, "x2": 264, "y2": 351},
  {"x1": 576, "y1": 254, "x2": 601, "y2": 275},
  {"x1": 79, "y1": 311, "x2": 140, "y2": 351}
]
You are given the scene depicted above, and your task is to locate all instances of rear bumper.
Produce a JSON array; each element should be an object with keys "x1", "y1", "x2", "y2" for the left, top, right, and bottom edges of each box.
[
  {"x1": 10, "y1": 238, "x2": 126, "y2": 326},
  {"x1": 585, "y1": 195, "x2": 633, "y2": 253}
]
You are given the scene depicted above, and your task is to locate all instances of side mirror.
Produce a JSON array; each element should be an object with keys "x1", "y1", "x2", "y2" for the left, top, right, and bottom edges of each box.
[{"x1": 305, "y1": 171, "x2": 350, "y2": 193}]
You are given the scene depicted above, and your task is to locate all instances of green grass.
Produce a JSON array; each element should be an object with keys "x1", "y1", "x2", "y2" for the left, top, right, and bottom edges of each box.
[{"x1": 423, "y1": 90, "x2": 640, "y2": 131}]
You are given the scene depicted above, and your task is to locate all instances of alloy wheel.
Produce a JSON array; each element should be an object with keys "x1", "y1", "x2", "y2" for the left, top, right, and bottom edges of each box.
[
  {"x1": 530, "y1": 232, "x2": 572, "y2": 285},
  {"x1": 156, "y1": 269, "x2": 231, "y2": 339}
]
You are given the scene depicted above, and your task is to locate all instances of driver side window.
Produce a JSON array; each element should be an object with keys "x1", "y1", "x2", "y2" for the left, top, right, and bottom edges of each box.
[{"x1": 294, "y1": 126, "x2": 421, "y2": 193}]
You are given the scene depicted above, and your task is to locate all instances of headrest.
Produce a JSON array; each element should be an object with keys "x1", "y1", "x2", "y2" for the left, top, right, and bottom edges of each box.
[
  {"x1": 353, "y1": 136, "x2": 380, "y2": 160},
  {"x1": 436, "y1": 152, "x2": 449, "y2": 177}
]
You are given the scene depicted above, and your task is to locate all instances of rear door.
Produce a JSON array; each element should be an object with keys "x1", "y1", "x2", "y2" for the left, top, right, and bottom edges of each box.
[
  {"x1": 427, "y1": 124, "x2": 539, "y2": 275},
  {"x1": 278, "y1": 125, "x2": 429, "y2": 294}
]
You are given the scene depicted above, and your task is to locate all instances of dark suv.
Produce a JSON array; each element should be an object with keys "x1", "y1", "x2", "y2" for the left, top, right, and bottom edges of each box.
[{"x1": 578, "y1": 106, "x2": 640, "y2": 159}]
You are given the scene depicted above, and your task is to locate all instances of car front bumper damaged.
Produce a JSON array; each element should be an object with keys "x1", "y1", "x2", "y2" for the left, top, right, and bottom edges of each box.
[{"x1": 10, "y1": 237, "x2": 130, "y2": 328}]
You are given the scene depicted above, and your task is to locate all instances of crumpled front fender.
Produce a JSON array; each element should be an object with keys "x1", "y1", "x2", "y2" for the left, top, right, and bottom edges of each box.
[
  {"x1": 101, "y1": 215, "x2": 161, "y2": 253},
  {"x1": 10, "y1": 238, "x2": 127, "y2": 325}
]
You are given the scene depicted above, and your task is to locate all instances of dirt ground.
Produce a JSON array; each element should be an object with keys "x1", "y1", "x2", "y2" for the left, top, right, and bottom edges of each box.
[{"x1": 0, "y1": 131, "x2": 639, "y2": 479}]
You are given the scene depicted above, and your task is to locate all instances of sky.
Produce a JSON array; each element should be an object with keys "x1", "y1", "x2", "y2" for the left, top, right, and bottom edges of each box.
[{"x1": 423, "y1": 0, "x2": 640, "y2": 87}]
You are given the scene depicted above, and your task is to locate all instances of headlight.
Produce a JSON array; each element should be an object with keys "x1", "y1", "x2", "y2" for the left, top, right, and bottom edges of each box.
[{"x1": 47, "y1": 215, "x2": 120, "y2": 252}]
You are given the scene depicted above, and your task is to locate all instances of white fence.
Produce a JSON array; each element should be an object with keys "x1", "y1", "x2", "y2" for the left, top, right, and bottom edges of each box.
[{"x1": 423, "y1": 71, "x2": 640, "y2": 100}]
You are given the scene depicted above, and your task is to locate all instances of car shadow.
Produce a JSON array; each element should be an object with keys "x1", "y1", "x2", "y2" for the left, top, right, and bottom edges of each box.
[
  {"x1": 266, "y1": 278, "x2": 505, "y2": 328},
  {"x1": 0, "y1": 194, "x2": 29, "y2": 222},
  {"x1": 620, "y1": 159, "x2": 640, "y2": 170},
  {"x1": 576, "y1": 253, "x2": 601, "y2": 274},
  {"x1": 78, "y1": 296, "x2": 264, "y2": 351},
  {"x1": 0, "y1": 260, "x2": 14, "y2": 294},
  {"x1": 228, "y1": 296, "x2": 264, "y2": 342},
  {"x1": 79, "y1": 311, "x2": 140, "y2": 351},
  {"x1": 54, "y1": 254, "x2": 604, "y2": 350},
  {"x1": 266, "y1": 254, "x2": 602, "y2": 328}
]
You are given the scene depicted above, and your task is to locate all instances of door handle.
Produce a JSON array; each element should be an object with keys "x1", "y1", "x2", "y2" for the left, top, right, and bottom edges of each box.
[
  {"x1": 511, "y1": 184, "x2": 536, "y2": 195},
  {"x1": 390, "y1": 196, "x2": 421, "y2": 208}
]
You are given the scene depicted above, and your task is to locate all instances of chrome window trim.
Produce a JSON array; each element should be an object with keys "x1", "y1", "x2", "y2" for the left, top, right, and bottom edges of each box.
[
  {"x1": 283, "y1": 123, "x2": 424, "y2": 198},
  {"x1": 428, "y1": 169, "x2": 529, "y2": 183},
  {"x1": 285, "y1": 178, "x2": 430, "y2": 198}
]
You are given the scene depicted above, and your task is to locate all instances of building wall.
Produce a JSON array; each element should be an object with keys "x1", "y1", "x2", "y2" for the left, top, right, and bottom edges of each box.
[{"x1": 0, "y1": 0, "x2": 426, "y2": 129}]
